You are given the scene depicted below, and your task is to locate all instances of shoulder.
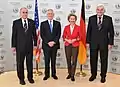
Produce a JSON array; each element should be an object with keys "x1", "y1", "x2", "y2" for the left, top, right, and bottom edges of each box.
[
  {"x1": 13, "y1": 18, "x2": 21, "y2": 23},
  {"x1": 75, "y1": 24, "x2": 80, "y2": 28},
  {"x1": 41, "y1": 20, "x2": 48, "y2": 25},
  {"x1": 28, "y1": 18, "x2": 34, "y2": 23},
  {"x1": 53, "y1": 20, "x2": 60, "y2": 24},
  {"x1": 89, "y1": 15, "x2": 96, "y2": 19},
  {"x1": 64, "y1": 24, "x2": 70, "y2": 29},
  {"x1": 104, "y1": 15, "x2": 112, "y2": 19}
]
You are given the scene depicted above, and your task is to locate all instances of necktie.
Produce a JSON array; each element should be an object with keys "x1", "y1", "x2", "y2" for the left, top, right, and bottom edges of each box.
[
  {"x1": 49, "y1": 20, "x2": 52, "y2": 33},
  {"x1": 24, "y1": 20, "x2": 28, "y2": 32},
  {"x1": 98, "y1": 17, "x2": 102, "y2": 30}
]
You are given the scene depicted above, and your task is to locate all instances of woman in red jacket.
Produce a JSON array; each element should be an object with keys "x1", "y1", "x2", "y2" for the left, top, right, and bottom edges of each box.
[{"x1": 63, "y1": 14, "x2": 80, "y2": 81}]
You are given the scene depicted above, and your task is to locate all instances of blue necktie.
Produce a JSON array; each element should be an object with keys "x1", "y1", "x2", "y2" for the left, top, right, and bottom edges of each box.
[{"x1": 49, "y1": 21, "x2": 52, "y2": 33}]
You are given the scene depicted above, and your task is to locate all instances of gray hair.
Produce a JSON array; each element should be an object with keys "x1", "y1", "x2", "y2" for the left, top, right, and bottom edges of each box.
[
  {"x1": 20, "y1": 7, "x2": 28, "y2": 12},
  {"x1": 96, "y1": 4, "x2": 105, "y2": 10},
  {"x1": 47, "y1": 9, "x2": 54, "y2": 13}
]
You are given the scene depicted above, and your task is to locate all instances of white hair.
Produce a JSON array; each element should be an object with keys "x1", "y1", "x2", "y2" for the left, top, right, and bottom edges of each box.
[
  {"x1": 96, "y1": 4, "x2": 105, "y2": 9},
  {"x1": 47, "y1": 9, "x2": 54, "y2": 13}
]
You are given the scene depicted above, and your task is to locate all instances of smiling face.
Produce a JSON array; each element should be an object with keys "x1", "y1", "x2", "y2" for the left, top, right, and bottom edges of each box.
[
  {"x1": 68, "y1": 14, "x2": 77, "y2": 25},
  {"x1": 47, "y1": 9, "x2": 54, "y2": 20},
  {"x1": 69, "y1": 16, "x2": 76, "y2": 25},
  {"x1": 20, "y1": 7, "x2": 28, "y2": 19},
  {"x1": 96, "y1": 5, "x2": 105, "y2": 17}
]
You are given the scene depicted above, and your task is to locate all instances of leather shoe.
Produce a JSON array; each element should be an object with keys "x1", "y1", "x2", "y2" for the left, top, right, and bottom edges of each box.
[
  {"x1": 66, "y1": 75, "x2": 71, "y2": 79},
  {"x1": 71, "y1": 76, "x2": 75, "y2": 81},
  {"x1": 20, "y1": 80, "x2": 26, "y2": 85},
  {"x1": 89, "y1": 76, "x2": 96, "y2": 82},
  {"x1": 52, "y1": 75, "x2": 58, "y2": 80},
  {"x1": 28, "y1": 79, "x2": 34, "y2": 84},
  {"x1": 101, "y1": 77, "x2": 106, "y2": 83},
  {"x1": 43, "y1": 76, "x2": 49, "y2": 80}
]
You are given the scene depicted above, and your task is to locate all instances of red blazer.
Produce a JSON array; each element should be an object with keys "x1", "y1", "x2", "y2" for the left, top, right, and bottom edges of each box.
[{"x1": 62, "y1": 24, "x2": 81, "y2": 47}]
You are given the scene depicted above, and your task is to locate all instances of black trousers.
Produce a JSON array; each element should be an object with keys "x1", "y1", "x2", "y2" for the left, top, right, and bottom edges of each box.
[
  {"x1": 90, "y1": 46, "x2": 108, "y2": 78},
  {"x1": 65, "y1": 45, "x2": 78, "y2": 76},
  {"x1": 16, "y1": 51, "x2": 33, "y2": 81},
  {"x1": 43, "y1": 47, "x2": 58, "y2": 77}
]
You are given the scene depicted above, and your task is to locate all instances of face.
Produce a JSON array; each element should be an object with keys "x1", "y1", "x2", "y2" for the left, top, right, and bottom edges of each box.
[
  {"x1": 20, "y1": 8, "x2": 28, "y2": 19},
  {"x1": 96, "y1": 6, "x2": 105, "y2": 16},
  {"x1": 69, "y1": 16, "x2": 76, "y2": 25},
  {"x1": 47, "y1": 10, "x2": 54, "y2": 20}
]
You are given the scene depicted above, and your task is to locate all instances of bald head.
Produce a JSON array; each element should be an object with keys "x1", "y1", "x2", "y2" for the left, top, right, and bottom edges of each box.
[
  {"x1": 20, "y1": 7, "x2": 28, "y2": 19},
  {"x1": 96, "y1": 4, "x2": 105, "y2": 16}
]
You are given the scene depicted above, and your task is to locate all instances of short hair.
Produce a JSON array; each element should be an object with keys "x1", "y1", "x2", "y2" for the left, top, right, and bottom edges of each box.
[
  {"x1": 67, "y1": 13, "x2": 77, "y2": 21},
  {"x1": 47, "y1": 9, "x2": 54, "y2": 13},
  {"x1": 20, "y1": 7, "x2": 28, "y2": 12},
  {"x1": 96, "y1": 4, "x2": 105, "y2": 10}
]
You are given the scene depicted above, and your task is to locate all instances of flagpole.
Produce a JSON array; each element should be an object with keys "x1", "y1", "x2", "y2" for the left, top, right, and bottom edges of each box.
[
  {"x1": 34, "y1": 61, "x2": 43, "y2": 76},
  {"x1": 33, "y1": 0, "x2": 42, "y2": 76},
  {"x1": 76, "y1": 0, "x2": 87, "y2": 77},
  {"x1": 76, "y1": 65, "x2": 86, "y2": 77}
]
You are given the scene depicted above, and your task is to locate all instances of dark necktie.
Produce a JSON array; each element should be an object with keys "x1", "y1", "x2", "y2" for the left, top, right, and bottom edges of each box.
[
  {"x1": 98, "y1": 17, "x2": 102, "y2": 30},
  {"x1": 49, "y1": 21, "x2": 52, "y2": 33},
  {"x1": 24, "y1": 20, "x2": 28, "y2": 32}
]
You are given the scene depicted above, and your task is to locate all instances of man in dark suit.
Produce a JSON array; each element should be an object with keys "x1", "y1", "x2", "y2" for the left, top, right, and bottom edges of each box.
[
  {"x1": 40, "y1": 9, "x2": 61, "y2": 80},
  {"x1": 86, "y1": 4, "x2": 114, "y2": 83},
  {"x1": 11, "y1": 7, "x2": 37, "y2": 85}
]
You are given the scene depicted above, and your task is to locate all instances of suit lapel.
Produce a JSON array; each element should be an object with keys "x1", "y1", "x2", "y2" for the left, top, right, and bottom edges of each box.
[
  {"x1": 94, "y1": 15, "x2": 98, "y2": 30},
  {"x1": 27, "y1": 18, "x2": 30, "y2": 30},
  {"x1": 19, "y1": 18, "x2": 24, "y2": 29},
  {"x1": 53, "y1": 20, "x2": 56, "y2": 33},
  {"x1": 101, "y1": 15, "x2": 105, "y2": 29},
  {"x1": 46, "y1": 20, "x2": 52, "y2": 34},
  {"x1": 67, "y1": 25, "x2": 72, "y2": 35}
]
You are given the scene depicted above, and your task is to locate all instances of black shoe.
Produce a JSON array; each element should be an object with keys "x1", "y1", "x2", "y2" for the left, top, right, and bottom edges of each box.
[
  {"x1": 20, "y1": 80, "x2": 26, "y2": 85},
  {"x1": 89, "y1": 76, "x2": 96, "y2": 82},
  {"x1": 43, "y1": 76, "x2": 49, "y2": 80},
  {"x1": 71, "y1": 76, "x2": 75, "y2": 81},
  {"x1": 52, "y1": 75, "x2": 58, "y2": 80},
  {"x1": 101, "y1": 77, "x2": 106, "y2": 83},
  {"x1": 28, "y1": 79, "x2": 34, "y2": 84},
  {"x1": 66, "y1": 75, "x2": 71, "y2": 79}
]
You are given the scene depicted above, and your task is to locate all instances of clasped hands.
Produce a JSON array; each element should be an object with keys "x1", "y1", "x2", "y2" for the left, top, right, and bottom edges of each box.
[
  {"x1": 65, "y1": 38, "x2": 76, "y2": 44},
  {"x1": 48, "y1": 41, "x2": 56, "y2": 47}
]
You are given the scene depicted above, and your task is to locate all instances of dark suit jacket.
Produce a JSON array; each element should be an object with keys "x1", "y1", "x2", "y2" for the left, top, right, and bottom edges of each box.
[
  {"x1": 86, "y1": 15, "x2": 114, "y2": 49},
  {"x1": 11, "y1": 18, "x2": 37, "y2": 53},
  {"x1": 40, "y1": 20, "x2": 61, "y2": 50}
]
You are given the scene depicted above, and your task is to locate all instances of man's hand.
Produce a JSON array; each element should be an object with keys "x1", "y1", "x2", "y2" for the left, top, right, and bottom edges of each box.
[
  {"x1": 48, "y1": 41, "x2": 56, "y2": 47},
  {"x1": 86, "y1": 43, "x2": 90, "y2": 49},
  {"x1": 34, "y1": 46, "x2": 37, "y2": 49},
  {"x1": 108, "y1": 45, "x2": 112, "y2": 50},
  {"x1": 11, "y1": 47, "x2": 16, "y2": 53}
]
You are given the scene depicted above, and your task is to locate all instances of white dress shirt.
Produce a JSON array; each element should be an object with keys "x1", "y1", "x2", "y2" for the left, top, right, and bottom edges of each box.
[
  {"x1": 97, "y1": 15, "x2": 103, "y2": 24},
  {"x1": 70, "y1": 25, "x2": 75, "y2": 34},
  {"x1": 48, "y1": 20, "x2": 53, "y2": 28},
  {"x1": 22, "y1": 18, "x2": 28, "y2": 28}
]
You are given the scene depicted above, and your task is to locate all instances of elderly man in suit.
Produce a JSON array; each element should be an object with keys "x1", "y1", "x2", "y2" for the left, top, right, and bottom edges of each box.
[
  {"x1": 86, "y1": 4, "x2": 114, "y2": 83},
  {"x1": 11, "y1": 7, "x2": 37, "y2": 85},
  {"x1": 40, "y1": 9, "x2": 61, "y2": 80}
]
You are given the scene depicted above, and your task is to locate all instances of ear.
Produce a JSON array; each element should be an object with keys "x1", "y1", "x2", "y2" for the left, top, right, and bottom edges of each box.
[{"x1": 104, "y1": 9, "x2": 106, "y2": 13}]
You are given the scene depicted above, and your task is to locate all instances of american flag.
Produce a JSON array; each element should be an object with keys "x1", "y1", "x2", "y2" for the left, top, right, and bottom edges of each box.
[{"x1": 34, "y1": 0, "x2": 41, "y2": 63}]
